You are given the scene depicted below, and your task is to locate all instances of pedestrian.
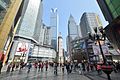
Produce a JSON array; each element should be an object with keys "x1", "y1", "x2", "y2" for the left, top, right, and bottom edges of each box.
[
  {"x1": 11, "y1": 62, "x2": 15, "y2": 72},
  {"x1": 97, "y1": 64, "x2": 101, "y2": 75},
  {"x1": 81, "y1": 61, "x2": 85, "y2": 74},
  {"x1": 38, "y1": 61, "x2": 41, "y2": 72},
  {"x1": 62, "y1": 63, "x2": 64, "y2": 74},
  {"x1": 16, "y1": 63, "x2": 19, "y2": 70},
  {"x1": 78, "y1": 62, "x2": 82, "y2": 74},
  {"x1": 90, "y1": 64, "x2": 93, "y2": 71},
  {"x1": 70, "y1": 61, "x2": 73, "y2": 73},
  {"x1": 54, "y1": 62, "x2": 58, "y2": 75},
  {"x1": 20, "y1": 61, "x2": 24, "y2": 70},
  {"x1": 0, "y1": 53, "x2": 4, "y2": 74},
  {"x1": 41, "y1": 62, "x2": 44, "y2": 72},
  {"x1": 45, "y1": 61, "x2": 48, "y2": 71},
  {"x1": 87, "y1": 63, "x2": 90, "y2": 72},
  {"x1": 65, "y1": 62, "x2": 70, "y2": 74},
  {"x1": 7, "y1": 63, "x2": 12, "y2": 72},
  {"x1": 27, "y1": 62, "x2": 32, "y2": 73},
  {"x1": 34, "y1": 61, "x2": 38, "y2": 71},
  {"x1": 0, "y1": 60, "x2": 3, "y2": 74}
]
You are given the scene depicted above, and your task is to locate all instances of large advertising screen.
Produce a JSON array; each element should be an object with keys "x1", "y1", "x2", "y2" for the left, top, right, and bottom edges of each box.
[{"x1": 15, "y1": 42, "x2": 29, "y2": 56}]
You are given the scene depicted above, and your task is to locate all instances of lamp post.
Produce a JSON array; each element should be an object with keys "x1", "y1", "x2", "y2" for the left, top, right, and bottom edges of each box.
[{"x1": 89, "y1": 27, "x2": 113, "y2": 80}]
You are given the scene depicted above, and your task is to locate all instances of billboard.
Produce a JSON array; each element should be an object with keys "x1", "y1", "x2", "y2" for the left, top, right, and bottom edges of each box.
[
  {"x1": 15, "y1": 42, "x2": 29, "y2": 56},
  {"x1": 92, "y1": 45, "x2": 110, "y2": 55}
]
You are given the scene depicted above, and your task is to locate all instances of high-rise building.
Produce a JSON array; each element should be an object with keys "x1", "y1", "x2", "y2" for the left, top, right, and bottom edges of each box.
[
  {"x1": 67, "y1": 14, "x2": 80, "y2": 60},
  {"x1": 97, "y1": 0, "x2": 120, "y2": 49},
  {"x1": 68, "y1": 14, "x2": 79, "y2": 40},
  {"x1": 43, "y1": 26, "x2": 52, "y2": 46},
  {"x1": 50, "y1": 8, "x2": 58, "y2": 51},
  {"x1": 58, "y1": 32, "x2": 64, "y2": 64},
  {"x1": 15, "y1": 0, "x2": 43, "y2": 43},
  {"x1": 9, "y1": 0, "x2": 44, "y2": 63},
  {"x1": 0, "y1": 0, "x2": 24, "y2": 64},
  {"x1": 80, "y1": 12, "x2": 103, "y2": 38}
]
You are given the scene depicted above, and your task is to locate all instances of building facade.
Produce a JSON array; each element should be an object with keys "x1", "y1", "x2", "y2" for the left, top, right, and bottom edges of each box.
[
  {"x1": 58, "y1": 32, "x2": 64, "y2": 64},
  {"x1": 43, "y1": 26, "x2": 52, "y2": 46},
  {"x1": 15, "y1": 0, "x2": 43, "y2": 43},
  {"x1": 8, "y1": 0, "x2": 56, "y2": 63},
  {"x1": 67, "y1": 14, "x2": 80, "y2": 60},
  {"x1": 80, "y1": 12, "x2": 102, "y2": 38},
  {"x1": 97, "y1": 0, "x2": 120, "y2": 50},
  {"x1": 0, "y1": 0, "x2": 24, "y2": 64},
  {"x1": 50, "y1": 8, "x2": 58, "y2": 51}
]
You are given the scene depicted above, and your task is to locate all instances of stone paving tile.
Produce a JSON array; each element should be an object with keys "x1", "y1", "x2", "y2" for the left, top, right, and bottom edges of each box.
[
  {"x1": 85, "y1": 71, "x2": 120, "y2": 80},
  {"x1": 0, "y1": 67, "x2": 90, "y2": 80}
]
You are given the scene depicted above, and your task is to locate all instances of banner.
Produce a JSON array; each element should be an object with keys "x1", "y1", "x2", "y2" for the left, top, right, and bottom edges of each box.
[
  {"x1": 92, "y1": 45, "x2": 110, "y2": 55},
  {"x1": 15, "y1": 42, "x2": 29, "y2": 56},
  {"x1": 92, "y1": 45, "x2": 100, "y2": 55},
  {"x1": 102, "y1": 45, "x2": 110, "y2": 55}
]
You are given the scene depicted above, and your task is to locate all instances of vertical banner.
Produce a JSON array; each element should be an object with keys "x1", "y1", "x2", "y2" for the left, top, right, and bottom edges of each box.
[
  {"x1": 92, "y1": 45, "x2": 101, "y2": 55},
  {"x1": 102, "y1": 45, "x2": 110, "y2": 55}
]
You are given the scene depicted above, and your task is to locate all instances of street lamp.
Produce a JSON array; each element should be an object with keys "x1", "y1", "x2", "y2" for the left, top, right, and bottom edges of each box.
[{"x1": 89, "y1": 27, "x2": 113, "y2": 80}]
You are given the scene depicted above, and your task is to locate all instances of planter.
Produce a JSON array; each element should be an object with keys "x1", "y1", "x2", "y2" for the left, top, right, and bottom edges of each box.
[
  {"x1": 101, "y1": 65, "x2": 113, "y2": 80},
  {"x1": 101, "y1": 65, "x2": 113, "y2": 74}
]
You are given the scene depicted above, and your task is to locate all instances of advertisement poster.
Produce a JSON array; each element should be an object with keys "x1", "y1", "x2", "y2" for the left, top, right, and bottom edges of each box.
[
  {"x1": 92, "y1": 45, "x2": 110, "y2": 55},
  {"x1": 15, "y1": 42, "x2": 29, "y2": 56}
]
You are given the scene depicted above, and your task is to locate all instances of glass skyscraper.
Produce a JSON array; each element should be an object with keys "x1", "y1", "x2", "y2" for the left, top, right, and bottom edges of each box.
[
  {"x1": 9, "y1": 0, "x2": 43, "y2": 63},
  {"x1": 68, "y1": 14, "x2": 79, "y2": 41},
  {"x1": 80, "y1": 12, "x2": 102, "y2": 38},
  {"x1": 16, "y1": 0, "x2": 43, "y2": 43},
  {"x1": 50, "y1": 8, "x2": 58, "y2": 51},
  {"x1": 67, "y1": 14, "x2": 79, "y2": 60}
]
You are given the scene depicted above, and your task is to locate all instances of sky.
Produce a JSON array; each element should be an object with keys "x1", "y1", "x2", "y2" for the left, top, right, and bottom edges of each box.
[{"x1": 43, "y1": 0, "x2": 108, "y2": 50}]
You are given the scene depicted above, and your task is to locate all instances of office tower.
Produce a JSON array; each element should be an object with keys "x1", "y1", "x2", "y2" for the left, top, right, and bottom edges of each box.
[
  {"x1": 97, "y1": 0, "x2": 120, "y2": 49},
  {"x1": 58, "y1": 32, "x2": 64, "y2": 64},
  {"x1": 43, "y1": 26, "x2": 52, "y2": 46},
  {"x1": 80, "y1": 12, "x2": 103, "y2": 38},
  {"x1": 9, "y1": 0, "x2": 43, "y2": 63},
  {"x1": 39, "y1": 24, "x2": 46, "y2": 45},
  {"x1": 50, "y1": 8, "x2": 58, "y2": 51},
  {"x1": 67, "y1": 14, "x2": 79, "y2": 59},
  {"x1": 16, "y1": 0, "x2": 43, "y2": 43},
  {"x1": 68, "y1": 14, "x2": 79, "y2": 40},
  {"x1": 0, "y1": 0, "x2": 24, "y2": 64}
]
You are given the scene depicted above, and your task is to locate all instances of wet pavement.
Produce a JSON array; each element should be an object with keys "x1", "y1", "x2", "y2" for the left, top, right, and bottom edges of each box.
[
  {"x1": 85, "y1": 70, "x2": 120, "y2": 80},
  {"x1": 0, "y1": 67, "x2": 90, "y2": 80}
]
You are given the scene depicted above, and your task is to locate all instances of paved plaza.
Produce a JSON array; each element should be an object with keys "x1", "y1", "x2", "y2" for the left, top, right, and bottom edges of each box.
[{"x1": 0, "y1": 67, "x2": 90, "y2": 80}]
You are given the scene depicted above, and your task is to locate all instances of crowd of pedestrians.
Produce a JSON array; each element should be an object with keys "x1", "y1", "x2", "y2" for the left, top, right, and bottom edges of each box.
[{"x1": 4, "y1": 59, "x2": 120, "y2": 76}]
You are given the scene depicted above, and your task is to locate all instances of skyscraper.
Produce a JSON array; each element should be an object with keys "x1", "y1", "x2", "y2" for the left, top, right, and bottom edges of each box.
[
  {"x1": 43, "y1": 26, "x2": 52, "y2": 46},
  {"x1": 9, "y1": 0, "x2": 43, "y2": 63},
  {"x1": 68, "y1": 14, "x2": 79, "y2": 40},
  {"x1": 50, "y1": 8, "x2": 58, "y2": 51},
  {"x1": 67, "y1": 14, "x2": 79, "y2": 59},
  {"x1": 16, "y1": 0, "x2": 43, "y2": 43},
  {"x1": 80, "y1": 12, "x2": 102, "y2": 38}
]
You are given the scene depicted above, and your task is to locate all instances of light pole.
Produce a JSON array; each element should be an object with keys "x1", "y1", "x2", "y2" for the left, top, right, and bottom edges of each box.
[{"x1": 89, "y1": 27, "x2": 113, "y2": 80}]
